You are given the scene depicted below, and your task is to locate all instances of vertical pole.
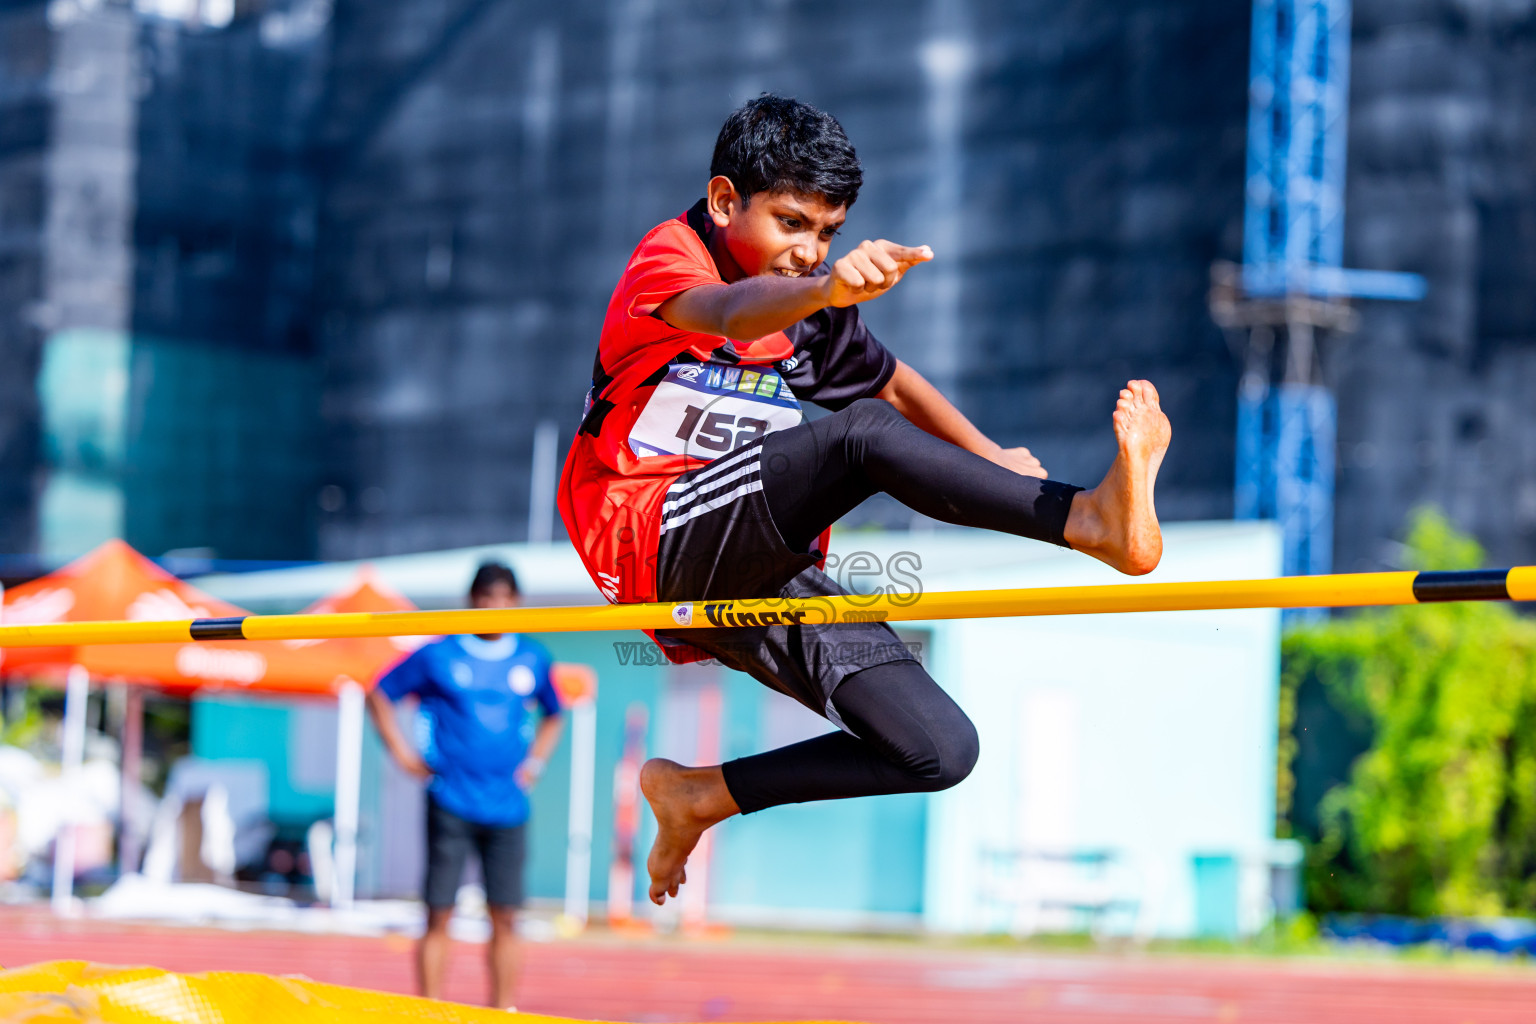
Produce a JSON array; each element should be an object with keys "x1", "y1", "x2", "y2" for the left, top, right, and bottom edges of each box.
[
  {"x1": 119, "y1": 686, "x2": 145, "y2": 874},
  {"x1": 51, "y1": 664, "x2": 89, "y2": 915},
  {"x1": 1243, "y1": 0, "x2": 1282, "y2": 285},
  {"x1": 333, "y1": 680, "x2": 365, "y2": 910},
  {"x1": 1234, "y1": 367, "x2": 1270, "y2": 522},
  {"x1": 563, "y1": 699, "x2": 598, "y2": 927},
  {"x1": 680, "y1": 677, "x2": 722, "y2": 933},
  {"x1": 914, "y1": 0, "x2": 973, "y2": 394},
  {"x1": 528, "y1": 420, "x2": 559, "y2": 544},
  {"x1": 607, "y1": 703, "x2": 647, "y2": 927}
]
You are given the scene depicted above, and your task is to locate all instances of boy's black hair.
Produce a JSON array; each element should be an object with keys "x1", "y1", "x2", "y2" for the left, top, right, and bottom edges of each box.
[
  {"x1": 710, "y1": 94, "x2": 862, "y2": 208},
  {"x1": 469, "y1": 561, "x2": 519, "y2": 596}
]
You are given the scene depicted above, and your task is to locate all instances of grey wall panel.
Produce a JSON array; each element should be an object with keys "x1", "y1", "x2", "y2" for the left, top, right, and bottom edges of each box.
[
  {"x1": 313, "y1": 0, "x2": 1253, "y2": 555},
  {"x1": 0, "y1": 2, "x2": 51, "y2": 554}
]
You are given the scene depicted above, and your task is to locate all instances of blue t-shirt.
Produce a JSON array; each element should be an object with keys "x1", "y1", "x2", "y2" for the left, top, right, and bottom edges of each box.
[{"x1": 378, "y1": 634, "x2": 562, "y2": 827}]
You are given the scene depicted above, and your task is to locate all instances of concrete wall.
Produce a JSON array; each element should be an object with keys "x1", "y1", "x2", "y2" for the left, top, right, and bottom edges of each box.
[
  {"x1": 11, "y1": 3, "x2": 331, "y2": 561},
  {"x1": 33, "y1": 4, "x2": 141, "y2": 558},
  {"x1": 1334, "y1": 0, "x2": 1536, "y2": 569},
  {"x1": 312, "y1": 0, "x2": 1536, "y2": 572},
  {"x1": 311, "y1": 0, "x2": 1251, "y2": 556},
  {"x1": 0, "y1": 1, "x2": 50, "y2": 555},
  {"x1": 118, "y1": 9, "x2": 329, "y2": 560},
  {"x1": 10, "y1": 0, "x2": 1536, "y2": 573}
]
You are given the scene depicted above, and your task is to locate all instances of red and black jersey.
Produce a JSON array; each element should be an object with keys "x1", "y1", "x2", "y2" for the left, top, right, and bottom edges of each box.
[{"x1": 558, "y1": 200, "x2": 896, "y2": 610}]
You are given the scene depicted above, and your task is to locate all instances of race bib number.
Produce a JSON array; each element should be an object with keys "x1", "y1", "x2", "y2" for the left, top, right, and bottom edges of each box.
[{"x1": 628, "y1": 363, "x2": 803, "y2": 459}]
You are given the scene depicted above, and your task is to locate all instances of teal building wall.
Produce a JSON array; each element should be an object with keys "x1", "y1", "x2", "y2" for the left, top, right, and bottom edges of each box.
[
  {"x1": 191, "y1": 694, "x2": 337, "y2": 828},
  {"x1": 36, "y1": 332, "x2": 319, "y2": 562}
]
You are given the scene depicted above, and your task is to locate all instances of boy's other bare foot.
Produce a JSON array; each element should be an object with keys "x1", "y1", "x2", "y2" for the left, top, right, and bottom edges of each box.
[
  {"x1": 639, "y1": 759, "x2": 739, "y2": 905},
  {"x1": 1064, "y1": 380, "x2": 1171, "y2": 575}
]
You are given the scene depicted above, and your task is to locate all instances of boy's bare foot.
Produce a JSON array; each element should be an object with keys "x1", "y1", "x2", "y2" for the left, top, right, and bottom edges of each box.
[
  {"x1": 1064, "y1": 380, "x2": 1171, "y2": 575},
  {"x1": 639, "y1": 759, "x2": 739, "y2": 906}
]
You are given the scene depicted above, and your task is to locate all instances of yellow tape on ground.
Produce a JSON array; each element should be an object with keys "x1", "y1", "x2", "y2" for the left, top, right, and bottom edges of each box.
[{"x1": 0, "y1": 961, "x2": 857, "y2": 1024}]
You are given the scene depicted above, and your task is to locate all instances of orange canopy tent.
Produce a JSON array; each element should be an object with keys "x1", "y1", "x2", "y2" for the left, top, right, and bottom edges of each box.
[
  {"x1": 0, "y1": 540, "x2": 400, "y2": 695},
  {"x1": 275, "y1": 567, "x2": 427, "y2": 684},
  {"x1": 0, "y1": 539, "x2": 248, "y2": 675},
  {"x1": 0, "y1": 541, "x2": 423, "y2": 911},
  {"x1": 0, "y1": 542, "x2": 599, "y2": 922}
]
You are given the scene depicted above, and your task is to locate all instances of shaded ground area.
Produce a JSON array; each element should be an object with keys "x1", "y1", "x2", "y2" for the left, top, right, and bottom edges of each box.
[{"x1": 3, "y1": 907, "x2": 1535, "y2": 1023}]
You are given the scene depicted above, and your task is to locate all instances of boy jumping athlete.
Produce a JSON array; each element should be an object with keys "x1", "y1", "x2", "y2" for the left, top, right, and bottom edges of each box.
[{"x1": 558, "y1": 95, "x2": 1170, "y2": 905}]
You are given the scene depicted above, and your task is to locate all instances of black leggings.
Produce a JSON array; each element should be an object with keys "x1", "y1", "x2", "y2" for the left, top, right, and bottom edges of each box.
[
  {"x1": 719, "y1": 399, "x2": 1084, "y2": 814},
  {"x1": 722, "y1": 659, "x2": 980, "y2": 814},
  {"x1": 760, "y1": 398, "x2": 1081, "y2": 555}
]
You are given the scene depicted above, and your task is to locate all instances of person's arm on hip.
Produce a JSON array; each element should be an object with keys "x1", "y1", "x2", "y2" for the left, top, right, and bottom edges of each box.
[
  {"x1": 516, "y1": 712, "x2": 565, "y2": 792},
  {"x1": 365, "y1": 686, "x2": 432, "y2": 782}
]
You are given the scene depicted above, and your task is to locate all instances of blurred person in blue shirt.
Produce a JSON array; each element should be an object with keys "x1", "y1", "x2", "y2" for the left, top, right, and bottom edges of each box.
[{"x1": 366, "y1": 561, "x2": 564, "y2": 1010}]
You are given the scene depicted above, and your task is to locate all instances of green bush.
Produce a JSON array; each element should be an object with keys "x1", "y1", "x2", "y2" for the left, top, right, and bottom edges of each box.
[
  {"x1": 0, "y1": 688, "x2": 45, "y2": 749},
  {"x1": 1279, "y1": 509, "x2": 1536, "y2": 917}
]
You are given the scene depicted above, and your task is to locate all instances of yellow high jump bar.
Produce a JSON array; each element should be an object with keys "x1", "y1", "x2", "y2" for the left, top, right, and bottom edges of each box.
[{"x1": 2, "y1": 567, "x2": 1534, "y2": 649}]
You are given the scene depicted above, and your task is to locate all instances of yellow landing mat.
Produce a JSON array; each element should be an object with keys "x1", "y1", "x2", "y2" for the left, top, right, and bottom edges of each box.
[{"x1": 0, "y1": 961, "x2": 847, "y2": 1024}]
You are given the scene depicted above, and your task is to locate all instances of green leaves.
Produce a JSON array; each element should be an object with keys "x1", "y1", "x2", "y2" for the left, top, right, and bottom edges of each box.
[{"x1": 1279, "y1": 509, "x2": 1536, "y2": 916}]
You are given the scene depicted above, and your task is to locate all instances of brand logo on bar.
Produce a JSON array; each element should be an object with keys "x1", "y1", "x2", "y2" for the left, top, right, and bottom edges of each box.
[
  {"x1": 702, "y1": 602, "x2": 810, "y2": 628},
  {"x1": 175, "y1": 645, "x2": 267, "y2": 684}
]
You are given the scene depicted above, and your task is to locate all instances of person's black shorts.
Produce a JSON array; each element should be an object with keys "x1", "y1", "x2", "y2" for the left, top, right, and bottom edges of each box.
[
  {"x1": 652, "y1": 437, "x2": 918, "y2": 724},
  {"x1": 424, "y1": 795, "x2": 527, "y2": 910}
]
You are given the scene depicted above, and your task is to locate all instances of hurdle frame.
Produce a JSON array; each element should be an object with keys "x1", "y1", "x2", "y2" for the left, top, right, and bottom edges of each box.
[{"x1": 1, "y1": 567, "x2": 1531, "y2": 649}]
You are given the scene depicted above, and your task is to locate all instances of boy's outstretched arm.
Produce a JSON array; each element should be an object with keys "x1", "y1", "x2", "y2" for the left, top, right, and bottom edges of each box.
[
  {"x1": 656, "y1": 239, "x2": 933, "y2": 341},
  {"x1": 878, "y1": 359, "x2": 1048, "y2": 479}
]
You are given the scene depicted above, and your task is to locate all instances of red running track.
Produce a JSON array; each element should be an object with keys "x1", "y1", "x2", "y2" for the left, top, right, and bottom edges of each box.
[{"x1": 2, "y1": 908, "x2": 1534, "y2": 1023}]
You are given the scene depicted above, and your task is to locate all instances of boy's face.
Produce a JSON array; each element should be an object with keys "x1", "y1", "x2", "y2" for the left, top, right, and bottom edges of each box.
[{"x1": 705, "y1": 176, "x2": 847, "y2": 282}]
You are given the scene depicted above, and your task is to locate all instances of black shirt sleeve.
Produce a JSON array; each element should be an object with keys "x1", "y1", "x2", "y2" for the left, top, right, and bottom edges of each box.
[{"x1": 779, "y1": 268, "x2": 898, "y2": 410}]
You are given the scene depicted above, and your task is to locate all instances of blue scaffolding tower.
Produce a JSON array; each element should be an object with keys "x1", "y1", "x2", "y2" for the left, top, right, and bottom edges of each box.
[{"x1": 1227, "y1": 0, "x2": 1423, "y2": 580}]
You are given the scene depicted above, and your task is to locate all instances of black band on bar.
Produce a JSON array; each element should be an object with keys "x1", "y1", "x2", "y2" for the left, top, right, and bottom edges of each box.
[
  {"x1": 1411, "y1": 569, "x2": 1510, "y2": 603},
  {"x1": 190, "y1": 617, "x2": 248, "y2": 641}
]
